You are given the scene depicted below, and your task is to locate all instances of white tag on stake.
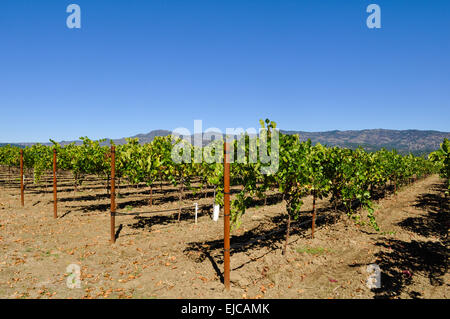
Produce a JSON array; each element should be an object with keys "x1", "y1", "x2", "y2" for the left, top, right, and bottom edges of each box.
[
  {"x1": 195, "y1": 203, "x2": 198, "y2": 224},
  {"x1": 213, "y1": 204, "x2": 220, "y2": 222}
]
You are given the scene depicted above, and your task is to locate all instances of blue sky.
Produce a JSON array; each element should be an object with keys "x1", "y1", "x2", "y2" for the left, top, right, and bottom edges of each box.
[{"x1": 0, "y1": 0, "x2": 449, "y2": 143}]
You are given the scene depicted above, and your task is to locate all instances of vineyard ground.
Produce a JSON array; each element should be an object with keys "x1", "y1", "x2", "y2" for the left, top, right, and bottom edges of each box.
[{"x1": 0, "y1": 174, "x2": 448, "y2": 299}]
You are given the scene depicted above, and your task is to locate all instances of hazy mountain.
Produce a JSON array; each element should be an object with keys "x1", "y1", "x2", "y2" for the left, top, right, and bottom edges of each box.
[
  {"x1": 0, "y1": 143, "x2": 25, "y2": 148},
  {"x1": 280, "y1": 129, "x2": 450, "y2": 155},
  {"x1": 7, "y1": 128, "x2": 450, "y2": 155},
  {"x1": 107, "y1": 130, "x2": 173, "y2": 145},
  {"x1": 125, "y1": 128, "x2": 449, "y2": 154}
]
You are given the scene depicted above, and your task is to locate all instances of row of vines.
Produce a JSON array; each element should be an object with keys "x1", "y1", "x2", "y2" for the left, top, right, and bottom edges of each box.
[{"x1": 0, "y1": 120, "x2": 445, "y2": 253}]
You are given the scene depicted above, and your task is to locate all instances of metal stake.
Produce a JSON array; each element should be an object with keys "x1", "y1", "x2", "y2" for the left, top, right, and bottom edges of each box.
[
  {"x1": 224, "y1": 142, "x2": 231, "y2": 291},
  {"x1": 110, "y1": 146, "x2": 116, "y2": 244},
  {"x1": 53, "y1": 148, "x2": 57, "y2": 218},
  {"x1": 20, "y1": 149, "x2": 24, "y2": 207}
]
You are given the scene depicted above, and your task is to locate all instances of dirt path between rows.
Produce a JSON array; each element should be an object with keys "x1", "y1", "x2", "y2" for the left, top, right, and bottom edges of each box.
[{"x1": 0, "y1": 174, "x2": 448, "y2": 299}]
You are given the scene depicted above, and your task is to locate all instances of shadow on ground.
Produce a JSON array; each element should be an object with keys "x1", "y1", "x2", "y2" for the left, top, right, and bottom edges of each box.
[
  {"x1": 371, "y1": 239, "x2": 448, "y2": 298},
  {"x1": 182, "y1": 206, "x2": 340, "y2": 281},
  {"x1": 397, "y1": 183, "x2": 449, "y2": 240},
  {"x1": 357, "y1": 181, "x2": 449, "y2": 299},
  {"x1": 126, "y1": 205, "x2": 212, "y2": 231}
]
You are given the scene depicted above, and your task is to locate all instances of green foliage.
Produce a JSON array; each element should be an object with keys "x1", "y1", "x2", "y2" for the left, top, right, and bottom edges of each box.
[
  {"x1": 429, "y1": 138, "x2": 450, "y2": 195},
  {"x1": 0, "y1": 120, "x2": 441, "y2": 233}
]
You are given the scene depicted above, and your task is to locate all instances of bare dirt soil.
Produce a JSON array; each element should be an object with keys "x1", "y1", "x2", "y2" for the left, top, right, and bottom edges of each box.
[{"x1": 0, "y1": 172, "x2": 448, "y2": 299}]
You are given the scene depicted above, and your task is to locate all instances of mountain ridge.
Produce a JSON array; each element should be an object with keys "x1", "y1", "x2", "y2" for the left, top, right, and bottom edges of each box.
[{"x1": 6, "y1": 128, "x2": 449, "y2": 155}]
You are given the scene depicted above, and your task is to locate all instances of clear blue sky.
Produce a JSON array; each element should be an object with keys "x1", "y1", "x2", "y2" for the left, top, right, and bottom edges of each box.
[{"x1": 0, "y1": 0, "x2": 449, "y2": 143}]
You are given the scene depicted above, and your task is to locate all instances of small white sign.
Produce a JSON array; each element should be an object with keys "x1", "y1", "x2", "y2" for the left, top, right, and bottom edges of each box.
[
  {"x1": 194, "y1": 203, "x2": 198, "y2": 224},
  {"x1": 213, "y1": 204, "x2": 220, "y2": 222}
]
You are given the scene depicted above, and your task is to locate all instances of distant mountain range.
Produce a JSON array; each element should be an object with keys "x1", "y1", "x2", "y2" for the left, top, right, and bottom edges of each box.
[
  {"x1": 5, "y1": 129, "x2": 449, "y2": 155},
  {"x1": 0, "y1": 143, "x2": 23, "y2": 148},
  {"x1": 282, "y1": 129, "x2": 449, "y2": 155}
]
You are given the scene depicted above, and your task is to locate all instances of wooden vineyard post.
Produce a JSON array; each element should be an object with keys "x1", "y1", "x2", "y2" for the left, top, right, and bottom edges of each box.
[
  {"x1": 110, "y1": 146, "x2": 116, "y2": 244},
  {"x1": 223, "y1": 141, "x2": 231, "y2": 291},
  {"x1": 311, "y1": 189, "x2": 316, "y2": 239},
  {"x1": 20, "y1": 149, "x2": 24, "y2": 207},
  {"x1": 53, "y1": 148, "x2": 57, "y2": 219}
]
